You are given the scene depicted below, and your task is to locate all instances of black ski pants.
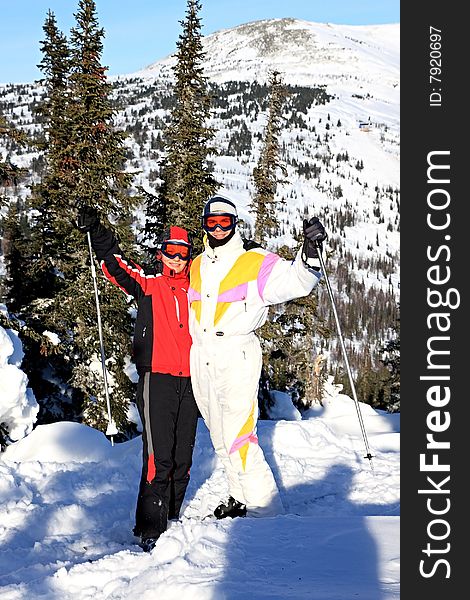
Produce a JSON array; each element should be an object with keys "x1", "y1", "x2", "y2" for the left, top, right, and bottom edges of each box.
[{"x1": 134, "y1": 372, "x2": 199, "y2": 539}]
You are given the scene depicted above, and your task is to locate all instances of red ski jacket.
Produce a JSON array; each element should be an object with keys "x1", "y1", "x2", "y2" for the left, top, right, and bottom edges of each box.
[{"x1": 89, "y1": 224, "x2": 192, "y2": 377}]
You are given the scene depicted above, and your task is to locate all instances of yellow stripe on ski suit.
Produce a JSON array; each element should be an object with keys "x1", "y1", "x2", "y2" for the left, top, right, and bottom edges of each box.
[
  {"x1": 188, "y1": 255, "x2": 202, "y2": 323},
  {"x1": 214, "y1": 251, "x2": 265, "y2": 325},
  {"x1": 229, "y1": 401, "x2": 258, "y2": 471}
]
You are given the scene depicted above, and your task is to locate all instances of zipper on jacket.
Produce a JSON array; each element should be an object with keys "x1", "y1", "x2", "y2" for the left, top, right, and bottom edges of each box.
[
  {"x1": 174, "y1": 296, "x2": 180, "y2": 322},
  {"x1": 142, "y1": 326, "x2": 147, "y2": 338}
]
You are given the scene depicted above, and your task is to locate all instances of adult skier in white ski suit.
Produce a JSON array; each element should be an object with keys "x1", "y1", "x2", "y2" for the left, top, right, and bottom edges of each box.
[{"x1": 188, "y1": 196, "x2": 327, "y2": 518}]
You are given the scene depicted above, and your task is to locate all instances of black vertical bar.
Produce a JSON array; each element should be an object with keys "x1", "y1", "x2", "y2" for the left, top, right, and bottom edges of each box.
[{"x1": 401, "y1": 2, "x2": 465, "y2": 598}]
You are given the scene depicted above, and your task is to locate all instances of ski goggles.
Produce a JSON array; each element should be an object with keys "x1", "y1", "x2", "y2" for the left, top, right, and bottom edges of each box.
[
  {"x1": 160, "y1": 241, "x2": 192, "y2": 261},
  {"x1": 202, "y1": 213, "x2": 237, "y2": 232}
]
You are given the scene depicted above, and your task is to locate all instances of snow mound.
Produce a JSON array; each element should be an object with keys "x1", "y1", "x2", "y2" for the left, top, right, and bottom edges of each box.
[
  {"x1": 2, "y1": 421, "x2": 112, "y2": 463},
  {"x1": 267, "y1": 390, "x2": 302, "y2": 421}
]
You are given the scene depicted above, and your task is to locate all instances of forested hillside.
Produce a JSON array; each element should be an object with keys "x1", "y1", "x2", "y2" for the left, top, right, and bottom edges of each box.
[{"x1": 0, "y1": 18, "x2": 400, "y2": 411}]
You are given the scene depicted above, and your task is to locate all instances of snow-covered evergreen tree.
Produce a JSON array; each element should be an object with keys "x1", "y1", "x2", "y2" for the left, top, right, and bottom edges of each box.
[
  {"x1": 2, "y1": 2, "x2": 140, "y2": 437},
  {"x1": 60, "y1": 0, "x2": 138, "y2": 435},
  {"x1": 380, "y1": 310, "x2": 400, "y2": 412},
  {"x1": 251, "y1": 70, "x2": 287, "y2": 245},
  {"x1": 0, "y1": 115, "x2": 28, "y2": 192},
  {"x1": 150, "y1": 0, "x2": 217, "y2": 252}
]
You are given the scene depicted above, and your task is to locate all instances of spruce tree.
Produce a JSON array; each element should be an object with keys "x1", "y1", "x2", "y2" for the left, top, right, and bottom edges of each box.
[
  {"x1": 36, "y1": 10, "x2": 73, "y2": 188},
  {"x1": 68, "y1": 0, "x2": 134, "y2": 211},
  {"x1": 0, "y1": 111, "x2": 33, "y2": 316},
  {"x1": 0, "y1": 96, "x2": 70, "y2": 424},
  {"x1": 380, "y1": 309, "x2": 400, "y2": 412},
  {"x1": 149, "y1": 0, "x2": 217, "y2": 252},
  {"x1": 247, "y1": 71, "x2": 328, "y2": 413},
  {"x1": 60, "y1": 0, "x2": 138, "y2": 435},
  {"x1": 2, "y1": 11, "x2": 78, "y2": 426},
  {"x1": 139, "y1": 186, "x2": 167, "y2": 249},
  {"x1": 0, "y1": 115, "x2": 28, "y2": 194},
  {"x1": 0, "y1": 114, "x2": 29, "y2": 305},
  {"x1": 0, "y1": 117, "x2": 33, "y2": 447},
  {"x1": 251, "y1": 71, "x2": 288, "y2": 245},
  {"x1": 0, "y1": 201, "x2": 34, "y2": 313},
  {"x1": 27, "y1": 10, "x2": 75, "y2": 307},
  {"x1": 2, "y1": 2, "x2": 138, "y2": 437}
]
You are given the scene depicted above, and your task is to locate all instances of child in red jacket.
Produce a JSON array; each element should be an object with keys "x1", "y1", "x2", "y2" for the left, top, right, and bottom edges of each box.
[{"x1": 77, "y1": 207, "x2": 198, "y2": 553}]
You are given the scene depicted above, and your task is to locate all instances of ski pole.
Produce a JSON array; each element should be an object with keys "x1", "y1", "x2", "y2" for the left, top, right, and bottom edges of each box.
[
  {"x1": 315, "y1": 242, "x2": 374, "y2": 470},
  {"x1": 86, "y1": 231, "x2": 118, "y2": 446}
]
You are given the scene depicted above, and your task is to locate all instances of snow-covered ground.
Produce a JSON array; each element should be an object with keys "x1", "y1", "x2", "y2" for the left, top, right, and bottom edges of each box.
[{"x1": 0, "y1": 382, "x2": 399, "y2": 599}]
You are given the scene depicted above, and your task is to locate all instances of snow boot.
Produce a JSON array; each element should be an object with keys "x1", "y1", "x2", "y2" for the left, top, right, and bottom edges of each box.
[
  {"x1": 140, "y1": 536, "x2": 159, "y2": 553},
  {"x1": 214, "y1": 496, "x2": 247, "y2": 520}
]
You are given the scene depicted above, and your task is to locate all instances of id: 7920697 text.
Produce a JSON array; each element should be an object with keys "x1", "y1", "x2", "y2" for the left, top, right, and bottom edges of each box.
[{"x1": 429, "y1": 26, "x2": 442, "y2": 107}]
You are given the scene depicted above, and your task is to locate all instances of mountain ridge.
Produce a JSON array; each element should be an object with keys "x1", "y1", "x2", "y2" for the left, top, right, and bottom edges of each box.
[{"x1": 132, "y1": 18, "x2": 399, "y2": 90}]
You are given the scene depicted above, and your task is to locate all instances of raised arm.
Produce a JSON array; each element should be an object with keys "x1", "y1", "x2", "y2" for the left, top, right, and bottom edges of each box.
[
  {"x1": 260, "y1": 216, "x2": 327, "y2": 306},
  {"x1": 76, "y1": 206, "x2": 149, "y2": 300}
]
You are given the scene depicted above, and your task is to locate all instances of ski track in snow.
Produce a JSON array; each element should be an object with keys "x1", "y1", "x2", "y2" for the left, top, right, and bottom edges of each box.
[{"x1": 0, "y1": 391, "x2": 399, "y2": 599}]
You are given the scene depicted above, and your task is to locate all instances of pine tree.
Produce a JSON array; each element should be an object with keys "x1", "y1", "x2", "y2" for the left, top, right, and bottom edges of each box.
[
  {"x1": 0, "y1": 113, "x2": 29, "y2": 305},
  {"x1": 0, "y1": 115, "x2": 28, "y2": 196},
  {"x1": 246, "y1": 72, "x2": 328, "y2": 413},
  {"x1": 59, "y1": 0, "x2": 138, "y2": 434},
  {"x1": 26, "y1": 10, "x2": 75, "y2": 309},
  {"x1": 1, "y1": 58, "x2": 73, "y2": 425},
  {"x1": 251, "y1": 71, "x2": 288, "y2": 245},
  {"x1": 150, "y1": 0, "x2": 217, "y2": 252},
  {"x1": 380, "y1": 310, "x2": 400, "y2": 412},
  {"x1": 2, "y1": 2, "x2": 139, "y2": 437},
  {"x1": 0, "y1": 201, "x2": 34, "y2": 312}
]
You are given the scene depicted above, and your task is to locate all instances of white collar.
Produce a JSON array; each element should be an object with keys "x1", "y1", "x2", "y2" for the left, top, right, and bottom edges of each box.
[{"x1": 204, "y1": 230, "x2": 244, "y2": 260}]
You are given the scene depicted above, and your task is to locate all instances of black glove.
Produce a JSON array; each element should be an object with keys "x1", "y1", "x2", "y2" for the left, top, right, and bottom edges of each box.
[
  {"x1": 303, "y1": 217, "x2": 327, "y2": 259},
  {"x1": 76, "y1": 205, "x2": 100, "y2": 233}
]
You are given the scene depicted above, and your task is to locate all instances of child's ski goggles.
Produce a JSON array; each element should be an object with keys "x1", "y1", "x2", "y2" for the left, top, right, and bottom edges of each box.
[
  {"x1": 202, "y1": 213, "x2": 237, "y2": 232},
  {"x1": 160, "y1": 241, "x2": 192, "y2": 260}
]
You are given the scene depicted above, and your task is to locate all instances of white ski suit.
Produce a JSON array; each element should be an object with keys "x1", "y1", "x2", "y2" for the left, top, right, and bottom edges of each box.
[{"x1": 188, "y1": 231, "x2": 321, "y2": 516}]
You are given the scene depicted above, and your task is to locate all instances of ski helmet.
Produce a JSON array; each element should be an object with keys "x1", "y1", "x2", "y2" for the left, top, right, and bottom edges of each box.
[
  {"x1": 201, "y1": 195, "x2": 238, "y2": 232},
  {"x1": 155, "y1": 226, "x2": 192, "y2": 260}
]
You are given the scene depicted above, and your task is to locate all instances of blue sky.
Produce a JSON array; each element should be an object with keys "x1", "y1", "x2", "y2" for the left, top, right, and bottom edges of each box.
[{"x1": 0, "y1": 0, "x2": 399, "y2": 83}]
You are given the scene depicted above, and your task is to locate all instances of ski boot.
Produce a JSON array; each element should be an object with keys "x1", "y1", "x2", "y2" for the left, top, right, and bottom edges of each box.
[
  {"x1": 214, "y1": 496, "x2": 247, "y2": 520},
  {"x1": 140, "y1": 536, "x2": 159, "y2": 553}
]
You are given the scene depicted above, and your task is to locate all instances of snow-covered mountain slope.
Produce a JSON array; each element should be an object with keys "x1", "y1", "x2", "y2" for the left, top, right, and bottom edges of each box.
[
  {"x1": 130, "y1": 19, "x2": 400, "y2": 363},
  {"x1": 139, "y1": 18, "x2": 399, "y2": 89},
  {"x1": 120, "y1": 19, "x2": 400, "y2": 265},
  {"x1": 0, "y1": 18, "x2": 400, "y2": 370}
]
